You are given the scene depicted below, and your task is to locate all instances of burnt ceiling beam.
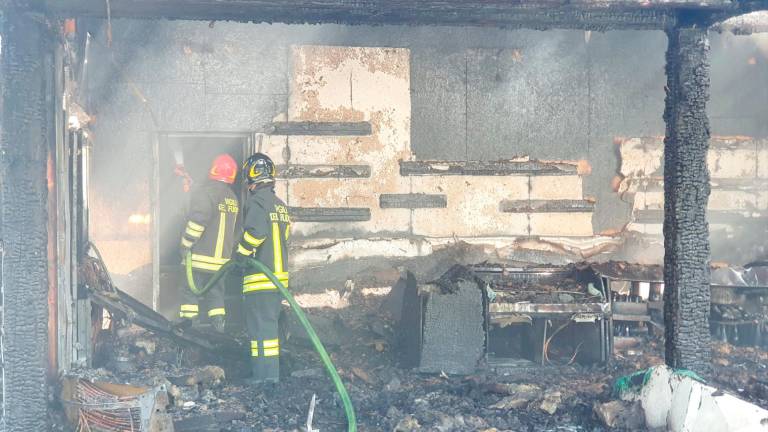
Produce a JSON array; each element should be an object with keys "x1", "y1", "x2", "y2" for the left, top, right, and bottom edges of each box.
[
  {"x1": 31, "y1": 0, "x2": 693, "y2": 30},
  {"x1": 0, "y1": 7, "x2": 54, "y2": 431},
  {"x1": 662, "y1": 25, "x2": 712, "y2": 376},
  {"x1": 26, "y1": 0, "x2": 768, "y2": 31}
]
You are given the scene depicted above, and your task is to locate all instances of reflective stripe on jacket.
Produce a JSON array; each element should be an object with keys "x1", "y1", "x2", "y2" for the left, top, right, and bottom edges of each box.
[
  {"x1": 238, "y1": 187, "x2": 290, "y2": 293},
  {"x1": 181, "y1": 180, "x2": 240, "y2": 273}
]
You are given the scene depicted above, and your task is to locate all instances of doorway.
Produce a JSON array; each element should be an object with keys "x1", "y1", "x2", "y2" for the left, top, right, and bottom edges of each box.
[{"x1": 153, "y1": 132, "x2": 254, "y2": 319}]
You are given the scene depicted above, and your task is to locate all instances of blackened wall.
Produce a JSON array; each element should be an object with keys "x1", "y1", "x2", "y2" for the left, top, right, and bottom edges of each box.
[{"x1": 410, "y1": 29, "x2": 669, "y2": 232}]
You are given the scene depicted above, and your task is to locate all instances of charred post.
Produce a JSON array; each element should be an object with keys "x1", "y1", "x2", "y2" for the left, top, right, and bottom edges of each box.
[
  {"x1": 662, "y1": 25, "x2": 712, "y2": 375},
  {"x1": 0, "y1": 7, "x2": 54, "y2": 431}
]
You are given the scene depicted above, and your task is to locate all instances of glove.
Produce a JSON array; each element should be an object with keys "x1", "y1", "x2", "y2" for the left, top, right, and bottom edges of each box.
[
  {"x1": 180, "y1": 245, "x2": 192, "y2": 262},
  {"x1": 231, "y1": 250, "x2": 251, "y2": 269}
]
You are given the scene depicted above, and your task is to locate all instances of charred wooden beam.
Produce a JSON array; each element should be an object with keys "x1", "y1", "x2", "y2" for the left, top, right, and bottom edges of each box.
[
  {"x1": 37, "y1": 0, "x2": 689, "y2": 30},
  {"x1": 266, "y1": 121, "x2": 372, "y2": 136},
  {"x1": 276, "y1": 164, "x2": 371, "y2": 179},
  {"x1": 380, "y1": 193, "x2": 447, "y2": 209},
  {"x1": 500, "y1": 199, "x2": 595, "y2": 213},
  {"x1": 0, "y1": 8, "x2": 53, "y2": 431},
  {"x1": 662, "y1": 26, "x2": 712, "y2": 375},
  {"x1": 289, "y1": 207, "x2": 371, "y2": 222},
  {"x1": 400, "y1": 160, "x2": 578, "y2": 176}
]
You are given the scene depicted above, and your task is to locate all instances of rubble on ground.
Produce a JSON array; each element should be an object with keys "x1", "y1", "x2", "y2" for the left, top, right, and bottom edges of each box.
[
  {"x1": 54, "y1": 262, "x2": 768, "y2": 431},
  {"x1": 471, "y1": 263, "x2": 605, "y2": 304}
]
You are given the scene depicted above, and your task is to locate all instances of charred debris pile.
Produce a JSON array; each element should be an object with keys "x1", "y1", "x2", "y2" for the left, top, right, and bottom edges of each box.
[{"x1": 54, "y1": 257, "x2": 768, "y2": 431}]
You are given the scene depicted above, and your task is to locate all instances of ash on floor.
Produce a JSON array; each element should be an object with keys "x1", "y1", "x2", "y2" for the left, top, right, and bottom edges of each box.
[{"x1": 54, "y1": 291, "x2": 768, "y2": 432}]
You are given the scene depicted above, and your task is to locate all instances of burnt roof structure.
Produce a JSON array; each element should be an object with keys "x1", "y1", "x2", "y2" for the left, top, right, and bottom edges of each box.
[{"x1": 21, "y1": 0, "x2": 768, "y2": 30}]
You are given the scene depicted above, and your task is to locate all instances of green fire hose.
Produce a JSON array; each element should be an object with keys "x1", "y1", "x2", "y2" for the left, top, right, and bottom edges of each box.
[{"x1": 185, "y1": 253, "x2": 357, "y2": 432}]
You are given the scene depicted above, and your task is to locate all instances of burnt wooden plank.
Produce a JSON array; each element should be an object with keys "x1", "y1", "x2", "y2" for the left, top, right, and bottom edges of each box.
[
  {"x1": 400, "y1": 160, "x2": 578, "y2": 176},
  {"x1": 276, "y1": 164, "x2": 370, "y2": 178},
  {"x1": 500, "y1": 199, "x2": 595, "y2": 213},
  {"x1": 290, "y1": 207, "x2": 371, "y2": 222},
  {"x1": 380, "y1": 193, "x2": 447, "y2": 209},
  {"x1": 266, "y1": 121, "x2": 372, "y2": 136},
  {"x1": 41, "y1": 1, "x2": 686, "y2": 31}
]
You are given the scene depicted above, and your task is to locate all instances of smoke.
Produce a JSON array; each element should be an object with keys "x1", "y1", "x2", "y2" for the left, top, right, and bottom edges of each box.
[{"x1": 83, "y1": 19, "x2": 768, "y2": 311}]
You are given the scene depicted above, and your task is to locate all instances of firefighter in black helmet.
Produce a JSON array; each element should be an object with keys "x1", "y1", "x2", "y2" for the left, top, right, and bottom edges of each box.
[{"x1": 236, "y1": 153, "x2": 290, "y2": 384}]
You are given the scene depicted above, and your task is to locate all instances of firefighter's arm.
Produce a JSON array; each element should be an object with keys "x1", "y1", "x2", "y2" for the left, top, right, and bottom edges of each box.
[
  {"x1": 236, "y1": 203, "x2": 269, "y2": 257},
  {"x1": 181, "y1": 190, "x2": 214, "y2": 250}
]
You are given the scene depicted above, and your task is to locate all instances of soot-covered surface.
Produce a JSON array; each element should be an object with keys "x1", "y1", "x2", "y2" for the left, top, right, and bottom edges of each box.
[
  {"x1": 419, "y1": 280, "x2": 486, "y2": 375},
  {"x1": 51, "y1": 289, "x2": 768, "y2": 432},
  {"x1": 662, "y1": 26, "x2": 712, "y2": 376}
]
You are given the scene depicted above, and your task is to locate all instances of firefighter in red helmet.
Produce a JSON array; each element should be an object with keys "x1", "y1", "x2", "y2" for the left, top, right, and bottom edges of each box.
[{"x1": 178, "y1": 154, "x2": 240, "y2": 332}]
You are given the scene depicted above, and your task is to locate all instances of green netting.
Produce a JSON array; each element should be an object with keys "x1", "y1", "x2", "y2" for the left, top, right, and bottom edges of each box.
[{"x1": 613, "y1": 366, "x2": 706, "y2": 397}]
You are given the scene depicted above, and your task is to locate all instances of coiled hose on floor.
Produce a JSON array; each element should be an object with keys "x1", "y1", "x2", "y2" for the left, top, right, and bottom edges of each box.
[{"x1": 185, "y1": 253, "x2": 357, "y2": 432}]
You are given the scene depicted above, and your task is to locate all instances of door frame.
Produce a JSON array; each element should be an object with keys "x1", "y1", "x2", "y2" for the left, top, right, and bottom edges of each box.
[{"x1": 151, "y1": 131, "x2": 256, "y2": 312}]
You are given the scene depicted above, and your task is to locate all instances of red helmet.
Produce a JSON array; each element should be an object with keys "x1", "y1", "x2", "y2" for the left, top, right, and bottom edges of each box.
[{"x1": 209, "y1": 154, "x2": 238, "y2": 184}]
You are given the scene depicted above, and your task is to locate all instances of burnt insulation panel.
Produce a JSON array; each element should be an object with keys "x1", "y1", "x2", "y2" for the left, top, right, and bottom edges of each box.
[{"x1": 419, "y1": 281, "x2": 485, "y2": 375}]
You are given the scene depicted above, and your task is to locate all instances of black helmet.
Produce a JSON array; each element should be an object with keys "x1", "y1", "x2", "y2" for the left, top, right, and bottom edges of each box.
[{"x1": 242, "y1": 153, "x2": 276, "y2": 185}]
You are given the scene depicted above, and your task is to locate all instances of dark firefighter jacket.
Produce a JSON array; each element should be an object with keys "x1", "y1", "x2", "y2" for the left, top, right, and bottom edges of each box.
[
  {"x1": 181, "y1": 180, "x2": 240, "y2": 273},
  {"x1": 236, "y1": 186, "x2": 290, "y2": 293}
]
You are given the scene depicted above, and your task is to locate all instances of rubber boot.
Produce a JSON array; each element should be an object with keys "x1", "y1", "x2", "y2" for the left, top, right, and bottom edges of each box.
[{"x1": 245, "y1": 359, "x2": 264, "y2": 386}]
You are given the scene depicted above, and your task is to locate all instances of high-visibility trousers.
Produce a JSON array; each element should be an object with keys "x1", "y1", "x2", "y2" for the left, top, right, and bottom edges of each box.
[
  {"x1": 244, "y1": 290, "x2": 281, "y2": 382},
  {"x1": 179, "y1": 271, "x2": 226, "y2": 320}
]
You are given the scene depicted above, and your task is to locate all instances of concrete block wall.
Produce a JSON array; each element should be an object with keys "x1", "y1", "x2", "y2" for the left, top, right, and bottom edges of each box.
[
  {"x1": 618, "y1": 136, "x2": 768, "y2": 235},
  {"x1": 264, "y1": 45, "x2": 595, "y2": 239},
  {"x1": 82, "y1": 21, "x2": 768, "y2": 295}
]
